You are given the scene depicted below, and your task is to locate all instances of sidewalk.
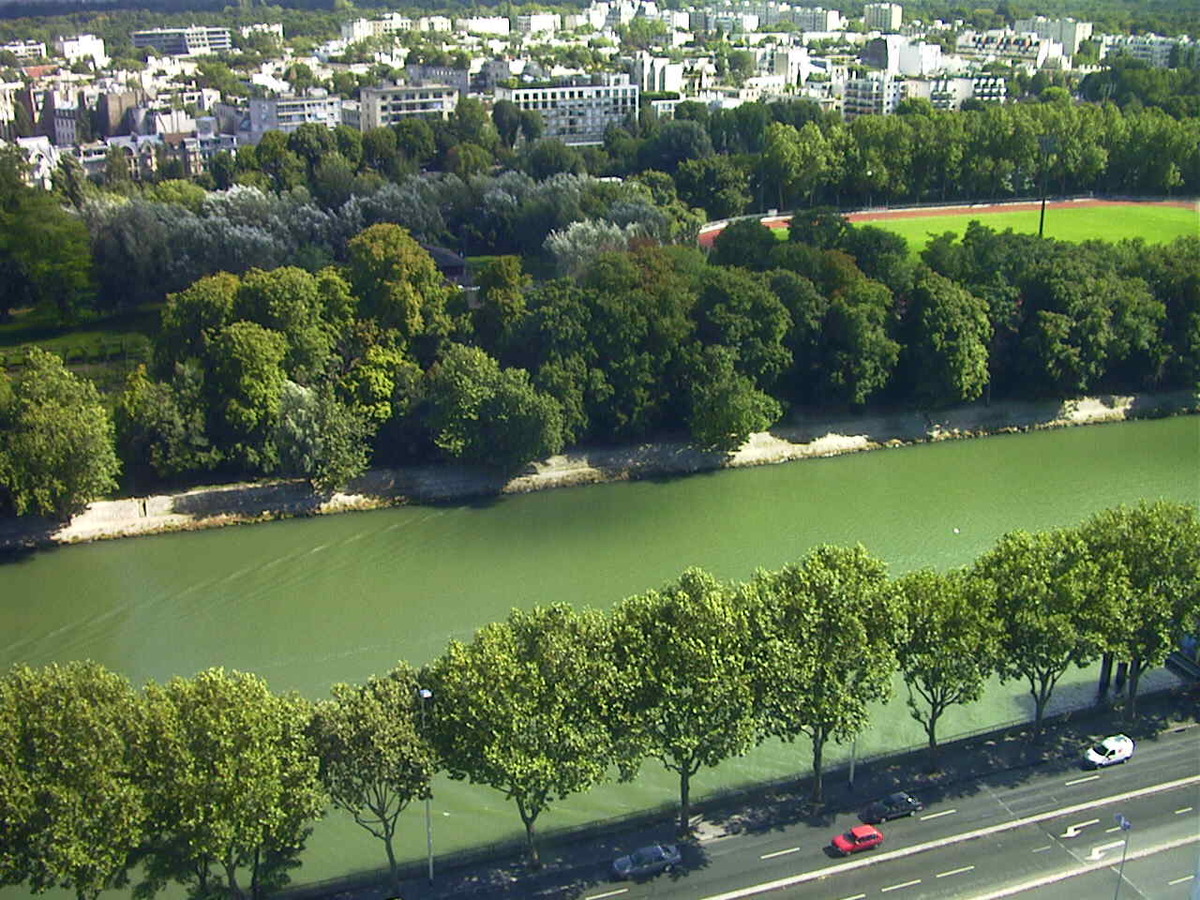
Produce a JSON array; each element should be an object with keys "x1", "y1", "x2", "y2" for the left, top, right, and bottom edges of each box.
[{"x1": 288, "y1": 677, "x2": 1197, "y2": 900}]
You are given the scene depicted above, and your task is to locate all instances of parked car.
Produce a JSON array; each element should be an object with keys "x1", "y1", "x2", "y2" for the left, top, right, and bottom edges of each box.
[
  {"x1": 1085, "y1": 734, "x2": 1135, "y2": 768},
  {"x1": 612, "y1": 843, "x2": 682, "y2": 880},
  {"x1": 831, "y1": 824, "x2": 885, "y2": 856},
  {"x1": 860, "y1": 791, "x2": 925, "y2": 823}
]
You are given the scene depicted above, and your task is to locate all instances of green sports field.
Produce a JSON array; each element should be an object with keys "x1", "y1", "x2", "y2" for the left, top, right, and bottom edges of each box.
[{"x1": 860, "y1": 202, "x2": 1198, "y2": 252}]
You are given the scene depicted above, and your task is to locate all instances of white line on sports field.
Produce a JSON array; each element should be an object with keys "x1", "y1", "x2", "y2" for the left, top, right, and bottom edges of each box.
[
  {"x1": 937, "y1": 866, "x2": 976, "y2": 878},
  {"x1": 1168, "y1": 875, "x2": 1195, "y2": 886},
  {"x1": 760, "y1": 847, "x2": 800, "y2": 860},
  {"x1": 697, "y1": 774, "x2": 1200, "y2": 900},
  {"x1": 584, "y1": 889, "x2": 628, "y2": 900},
  {"x1": 881, "y1": 879, "x2": 922, "y2": 893},
  {"x1": 920, "y1": 809, "x2": 958, "y2": 821},
  {"x1": 1064, "y1": 775, "x2": 1101, "y2": 786}
]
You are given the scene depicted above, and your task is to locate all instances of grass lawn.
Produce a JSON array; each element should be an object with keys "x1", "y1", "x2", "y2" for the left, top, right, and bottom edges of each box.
[{"x1": 864, "y1": 203, "x2": 1198, "y2": 254}]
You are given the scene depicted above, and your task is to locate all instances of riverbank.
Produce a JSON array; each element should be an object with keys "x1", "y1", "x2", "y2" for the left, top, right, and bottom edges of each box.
[{"x1": 1, "y1": 390, "x2": 1195, "y2": 550}]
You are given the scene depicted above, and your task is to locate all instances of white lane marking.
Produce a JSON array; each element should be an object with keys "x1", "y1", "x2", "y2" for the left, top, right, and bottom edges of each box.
[
  {"x1": 1031, "y1": 845, "x2": 1053, "y2": 853},
  {"x1": 1060, "y1": 818, "x2": 1100, "y2": 838},
  {"x1": 759, "y1": 847, "x2": 800, "y2": 860},
  {"x1": 881, "y1": 879, "x2": 922, "y2": 893},
  {"x1": 1065, "y1": 775, "x2": 1101, "y2": 786},
  {"x1": 1175, "y1": 806, "x2": 1194, "y2": 815},
  {"x1": 1104, "y1": 825, "x2": 1122, "y2": 833},
  {"x1": 836, "y1": 894, "x2": 867, "y2": 900},
  {"x1": 937, "y1": 866, "x2": 976, "y2": 878},
  {"x1": 1168, "y1": 875, "x2": 1195, "y2": 886},
  {"x1": 1086, "y1": 839, "x2": 1127, "y2": 861},
  {"x1": 919, "y1": 808, "x2": 958, "y2": 821},
  {"x1": 698, "y1": 775, "x2": 1200, "y2": 900},
  {"x1": 585, "y1": 890, "x2": 628, "y2": 900},
  {"x1": 967, "y1": 835, "x2": 1198, "y2": 899}
]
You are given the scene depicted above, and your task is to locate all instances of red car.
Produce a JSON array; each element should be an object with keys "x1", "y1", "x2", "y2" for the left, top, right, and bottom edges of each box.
[{"x1": 832, "y1": 824, "x2": 885, "y2": 855}]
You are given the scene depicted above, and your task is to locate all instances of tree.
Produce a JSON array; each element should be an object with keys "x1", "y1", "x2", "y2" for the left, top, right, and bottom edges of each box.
[
  {"x1": 693, "y1": 266, "x2": 792, "y2": 387},
  {"x1": 0, "y1": 347, "x2": 120, "y2": 519},
  {"x1": 137, "y1": 669, "x2": 326, "y2": 900},
  {"x1": 637, "y1": 119, "x2": 713, "y2": 174},
  {"x1": 903, "y1": 270, "x2": 993, "y2": 406},
  {"x1": 675, "y1": 155, "x2": 751, "y2": 219},
  {"x1": 273, "y1": 382, "x2": 373, "y2": 492},
  {"x1": 522, "y1": 139, "x2": 585, "y2": 180},
  {"x1": 971, "y1": 529, "x2": 1116, "y2": 739},
  {"x1": 685, "y1": 345, "x2": 782, "y2": 450},
  {"x1": 309, "y1": 665, "x2": 436, "y2": 893},
  {"x1": 423, "y1": 344, "x2": 564, "y2": 472},
  {"x1": 0, "y1": 662, "x2": 145, "y2": 900},
  {"x1": 115, "y1": 363, "x2": 218, "y2": 484},
  {"x1": 424, "y1": 605, "x2": 618, "y2": 867},
  {"x1": 609, "y1": 568, "x2": 758, "y2": 835},
  {"x1": 472, "y1": 256, "x2": 530, "y2": 353},
  {"x1": 759, "y1": 122, "x2": 830, "y2": 208},
  {"x1": 492, "y1": 99, "x2": 522, "y2": 149},
  {"x1": 205, "y1": 321, "x2": 288, "y2": 474},
  {"x1": 820, "y1": 279, "x2": 900, "y2": 407},
  {"x1": 710, "y1": 218, "x2": 778, "y2": 272},
  {"x1": 346, "y1": 223, "x2": 452, "y2": 358},
  {"x1": 894, "y1": 569, "x2": 998, "y2": 770},
  {"x1": 1079, "y1": 502, "x2": 1200, "y2": 718},
  {"x1": 745, "y1": 545, "x2": 896, "y2": 802},
  {"x1": 786, "y1": 207, "x2": 848, "y2": 250},
  {"x1": 155, "y1": 272, "x2": 240, "y2": 375}
]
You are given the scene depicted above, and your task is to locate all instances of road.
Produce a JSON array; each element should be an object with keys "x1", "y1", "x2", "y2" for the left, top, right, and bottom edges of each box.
[{"x1": 577, "y1": 725, "x2": 1199, "y2": 900}]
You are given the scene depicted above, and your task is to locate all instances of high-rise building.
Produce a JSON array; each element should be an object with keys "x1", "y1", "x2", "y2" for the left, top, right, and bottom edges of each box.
[
  {"x1": 1013, "y1": 16, "x2": 1092, "y2": 55},
  {"x1": 864, "y1": 3, "x2": 903, "y2": 32},
  {"x1": 359, "y1": 83, "x2": 459, "y2": 130},
  {"x1": 495, "y1": 74, "x2": 638, "y2": 146},
  {"x1": 248, "y1": 94, "x2": 343, "y2": 142}
]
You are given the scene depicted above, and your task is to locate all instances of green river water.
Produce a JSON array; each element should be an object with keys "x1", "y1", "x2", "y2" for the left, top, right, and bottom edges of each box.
[{"x1": 0, "y1": 416, "x2": 1197, "y2": 889}]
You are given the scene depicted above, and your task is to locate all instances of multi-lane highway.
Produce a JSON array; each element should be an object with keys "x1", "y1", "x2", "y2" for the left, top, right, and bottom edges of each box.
[{"x1": 577, "y1": 724, "x2": 1199, "y2": 900}]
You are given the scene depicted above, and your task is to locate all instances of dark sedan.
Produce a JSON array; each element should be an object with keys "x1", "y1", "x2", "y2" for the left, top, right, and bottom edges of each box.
[
  {"x1": 860, "y1": 791, "x2": 925, "y2": 823},
  {"x1": 612, "y1": 843, "x2": 682, "y2": 880}
]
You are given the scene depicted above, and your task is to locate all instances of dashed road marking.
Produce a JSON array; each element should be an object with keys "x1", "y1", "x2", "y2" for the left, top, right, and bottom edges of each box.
[
  {"x1": 1168, "y1": 875, "x2": 1195, "y2": 886},
  {"x1": 1065, "y1": 775, "x2": 1101, "y2": 786},
  {"x1": 881, "y1": 879, "x2": 922, "y2": 893},
  {"x1": 920, "y1": 809, "x2": 958, "y2": 821},
  {"x1": 584, "y1": 890, "x2": 628, "y2": 900},
  {"x1": 937, "y1": 866, "x2": 976, "y2": 878},
  {"x1": 836, "y1": 894, "x2": 866, "y2": 900},
  {"x1": 1032, "y1": 845, "x2": 1053, "y2": 853},
  {"x1": 760, "y1": 847, "x2": 800, "y2": 860},
  {"x1": 1175, "y1": 807, "x2": 1194, "y2": 815}
]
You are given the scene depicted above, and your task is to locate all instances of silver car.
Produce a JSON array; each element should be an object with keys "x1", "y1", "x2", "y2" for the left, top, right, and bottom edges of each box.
[{"x1": 612, "y1": 843, "x2": 682, "y2": 880}]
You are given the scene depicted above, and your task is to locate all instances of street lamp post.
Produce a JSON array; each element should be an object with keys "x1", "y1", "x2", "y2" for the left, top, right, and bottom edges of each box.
[
  {"x1": 418, "y1": 687, "x2": 434, "y2": 885},
  {"x1": 1038, "y1": 135, "x2": 1058, "y2": 239},
  {"x1": 1112, "y1": 813, "x2": 1132, "y2": 900}
]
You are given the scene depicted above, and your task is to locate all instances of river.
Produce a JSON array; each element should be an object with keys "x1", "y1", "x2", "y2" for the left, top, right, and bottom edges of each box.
[{"x1": 1, "y1": 416, "x2": 1196, "y2": 889}]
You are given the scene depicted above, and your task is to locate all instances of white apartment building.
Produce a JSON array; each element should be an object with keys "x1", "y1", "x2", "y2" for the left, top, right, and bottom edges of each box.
[
  {"x1": 788, "y1": 7, "x2": 844, "y2": 32},
  {"x1": 908, "y1": 74, "x2": 1006, "y2": 109},
  {"x1": 516, "y1": 14, "x2": 561, "y2": 36},
  {"x1": 1013, "y1": 16, "x2": 1092, "y2": 55},
  {"x1": 55, "y1": 34, "x2": 109, "y2": 68},
  {"x1": 248, "y1": 93, "x2": 343, "y2": 142},
  {"x1": 359, "y1": 83, "x2": 459, "y2": 130},
  {"x1": 0, "y1": 80, "x2": 21, "y2": 140},
  {"x1": 341, "y1": 14, "x2": 412, "y2": 44},
  {"x1": 0, "y1": 40, "x2": 47, "y2": 61},
  {"x1": 864, "y1": 3, "x2": 903, "y2": 32},
  {"x1": 842, "y1": 72, "x2": 905, "y2": 118},
  {"x1": 955, "y1": 30, "x2": 1064, "y2": 68},
  {"x1": 631, "y1": 52, "x2": 684, "y2": 93},
  {"x1": 1099, "y1": 33, "x2": 1192, "y2": 68},
  {"x1": 131, "y1": 26, "x2": 233, "y2": 57},
  {"x1": 416, "y1": 16, "x2": 453, "y2": 32},
  {"x1": 495, "y1": 74, "x2": 638, "y2": 145},
  {"x1": 456, "y1": 16, "x2": 511, "y2": 36},
  {"x1": 240, "y1": 23, "x2": 284, "y2": 41}
]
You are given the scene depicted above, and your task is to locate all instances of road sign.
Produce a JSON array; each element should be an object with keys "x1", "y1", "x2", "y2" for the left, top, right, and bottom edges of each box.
[{"x1": 1115, "y1": 814, "x2": 1132, "y2": 831}]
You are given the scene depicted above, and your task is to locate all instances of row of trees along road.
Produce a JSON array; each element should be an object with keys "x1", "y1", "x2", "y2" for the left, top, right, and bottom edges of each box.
[
  {"x1": 2, "y1": 502, "x2": 1196, "y2": 899},
  {"x1": 4, "y1": 203, "x2": 1198, "y2": 520}
]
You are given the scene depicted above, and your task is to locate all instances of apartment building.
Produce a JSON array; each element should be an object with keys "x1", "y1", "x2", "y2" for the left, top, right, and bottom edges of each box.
[
  {"x1": 955, "y1": 30, "x2": 1064, "y2": 68},
  {"x1": 1013, "y1": 16, "x2": 1092, "y2": 55},
  {"x1": 0, "y1": 40, "x2": 47, "y2": 61},
  {"x1": 341, "y1": 15, "x2": 413, "y2": 44},
  {"x1": 248, "y1": 93, "x2": 343, "y2": 141},
  {"x1": 131, "y1": 26, "x2": 233, "y2": 57},
  {"x1": 842, "y1": 72, "x2": 904, "y2": 119},
  {"x1": 631, "y1": 52, "x2": 685, "y2": 93},
  {"x1": 1099, "y1": 33, "x2": 1194, "y2": 68},
  {"x1": 495, "y1": 74, "x2": 638, "y2": 145},
  {"x1": 864, "y1": 3, "x2": 903, "y2": 33},
  {"x1": 55, "y1": 34, "x2": 109, "y2": 68},
  {"x1": 456, "y1": 17, "x2": 511, "y2": 36},
  {"x1": 359, "y1": 83, "x2": 459, "y2": 130},
  {"x1": 516, "y1": 14, "x2": 561, "y2": 36}
]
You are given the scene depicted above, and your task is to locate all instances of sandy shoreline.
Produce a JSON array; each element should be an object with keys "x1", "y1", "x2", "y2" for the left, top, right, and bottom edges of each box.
[{"x1": 1, "y1": 390, "x2": 1195, "y2": 549}]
